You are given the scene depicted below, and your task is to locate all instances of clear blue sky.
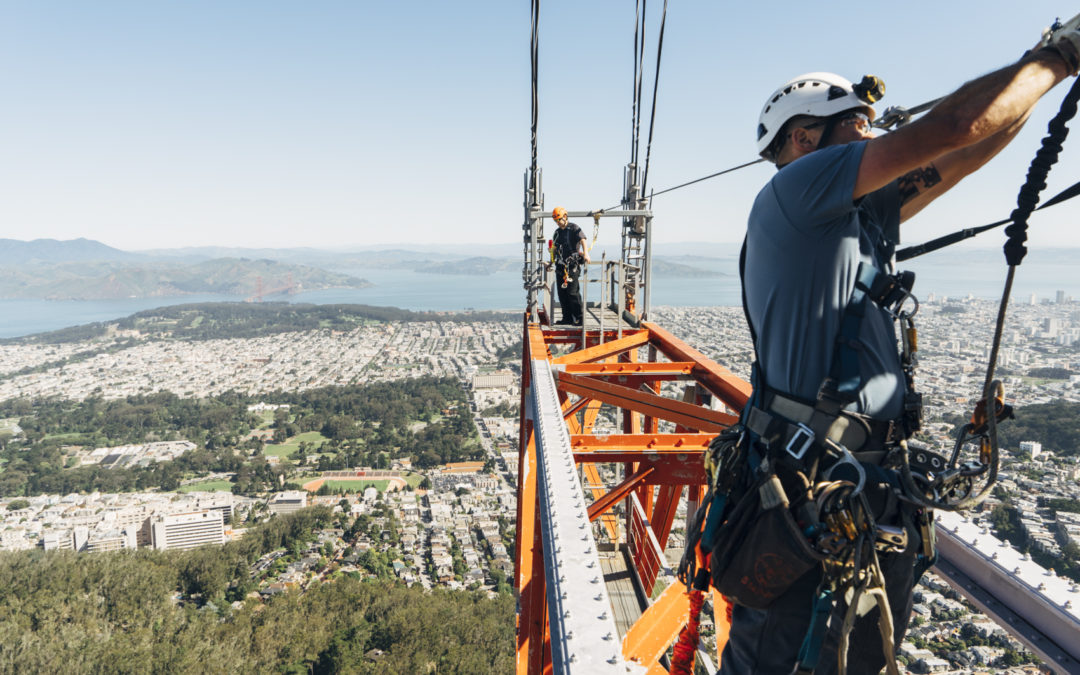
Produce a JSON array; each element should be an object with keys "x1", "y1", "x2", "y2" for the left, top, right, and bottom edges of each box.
[{"x1": 1, "y1": 1, "x2": 1078, "y2": 256}]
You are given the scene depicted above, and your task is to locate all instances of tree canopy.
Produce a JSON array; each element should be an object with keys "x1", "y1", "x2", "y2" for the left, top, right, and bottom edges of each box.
[{"x1": 0, "y1": 507, "x2": 512, "y2": 673}]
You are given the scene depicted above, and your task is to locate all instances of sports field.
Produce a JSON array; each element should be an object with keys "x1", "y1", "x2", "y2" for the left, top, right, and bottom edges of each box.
[
  {"x1": 327, "y1": 479, "x2": 389, "y2": 492},
  {"x1": 177, "y1": 479, "x2": 233, "y2": 493},
  {"x1": 263, "y1": 431, "x2": 329, "y2": 458}
]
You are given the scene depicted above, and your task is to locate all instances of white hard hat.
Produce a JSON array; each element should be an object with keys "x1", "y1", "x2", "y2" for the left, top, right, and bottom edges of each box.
[{"x1": 756, "y1": 72, "x2": 882, "y2": 161}]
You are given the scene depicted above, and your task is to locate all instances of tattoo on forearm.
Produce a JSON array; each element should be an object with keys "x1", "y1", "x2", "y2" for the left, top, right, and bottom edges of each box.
[{"x1": 897, "y1": 165, "x2": 942, "y2": 204}]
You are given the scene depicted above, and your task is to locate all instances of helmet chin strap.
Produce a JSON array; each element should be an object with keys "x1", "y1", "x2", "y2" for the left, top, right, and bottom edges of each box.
[
  {"x1": 775, "y1": 114, "x2": 843, "y2": 169},
  {"x1": 815, "y1": 116, "x2": 840, "y2": 151}
]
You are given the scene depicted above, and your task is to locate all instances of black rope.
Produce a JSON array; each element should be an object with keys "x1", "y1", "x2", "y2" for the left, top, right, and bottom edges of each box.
[
  {"x1": 1002, "y1": 77, "x2": 1080, "y2": 267},
  {"x1": 529, "y1": 0, "x2": 539, "y2": 179},
  {"x1": 895, "y1": 177, "x2": 1080, "y2": 261},
  {"x1": 986, "y1": 76, "x2": 1080, "y2": 393},
  {"x1": 631, "y1": 0, "x2": 646, "y2": 169},
  {"x1": 920, "y1": 76, "x2": 1080, "y2": 512},
  {"x1": 640, "y1": 0, "x2": 668, "y2": 197}
]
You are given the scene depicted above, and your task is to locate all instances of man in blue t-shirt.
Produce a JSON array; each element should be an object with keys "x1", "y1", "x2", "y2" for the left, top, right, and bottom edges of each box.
[{"x1": 724, "y1": 26, "x2": 1078, "y2": 674}]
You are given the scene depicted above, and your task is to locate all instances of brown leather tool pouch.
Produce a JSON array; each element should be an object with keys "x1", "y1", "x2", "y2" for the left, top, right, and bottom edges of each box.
[{"x1": 709, "y1": 473, "x2": 825, "y2": 609}]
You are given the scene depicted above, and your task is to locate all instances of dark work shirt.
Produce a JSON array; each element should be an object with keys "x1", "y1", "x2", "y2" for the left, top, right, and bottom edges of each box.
[{"x1": 553, "y1": 223, "x2": 586, "y2": 264}]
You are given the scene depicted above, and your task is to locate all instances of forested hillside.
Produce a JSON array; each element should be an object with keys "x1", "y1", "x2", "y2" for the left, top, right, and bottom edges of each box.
[
  {"x1": 0, "y1": 376, "x2": 480, "y2": 497},
  {"x1": 0, "y1": 507, "x2": 513, "y2": 673},
  {"x1": 948, "y1": 399, "x2": 1080, "y2": 457},
  {"x1": 2, "y1": 302, "x2": 517, "y2": 345}
]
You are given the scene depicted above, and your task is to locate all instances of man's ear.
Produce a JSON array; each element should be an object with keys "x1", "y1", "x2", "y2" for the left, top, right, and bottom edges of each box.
[{"x1": 790, "y1": 127, "x2": 818, "y2": 153}]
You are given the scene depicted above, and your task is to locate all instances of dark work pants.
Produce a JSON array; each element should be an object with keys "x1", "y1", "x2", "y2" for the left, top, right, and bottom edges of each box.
[
  {"x1": 555, "y1": 264, "x2": 582, "y2": 323},
  {"x1": 719, "y1": 483, "x2": 920, "y2": 674}
]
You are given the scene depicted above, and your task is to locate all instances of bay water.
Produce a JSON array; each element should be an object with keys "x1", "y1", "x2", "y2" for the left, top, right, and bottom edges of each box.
[{"x1": 1, "y1": 254, "x2": 1077, "y2": 340}]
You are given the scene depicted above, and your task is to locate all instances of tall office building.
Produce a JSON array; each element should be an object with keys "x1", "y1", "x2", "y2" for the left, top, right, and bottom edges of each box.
[{"x1": 151, "y1": 510, "x2": 225, "y2": 551}]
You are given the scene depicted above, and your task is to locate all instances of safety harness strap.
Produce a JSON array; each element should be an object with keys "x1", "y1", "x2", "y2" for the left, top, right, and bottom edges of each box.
[
  {"x1": 826, "y1": 262, "x2": 915, "y2": 402},
  {"x1": 795, "y1": 589, "x2": 834, "y2": 674}
]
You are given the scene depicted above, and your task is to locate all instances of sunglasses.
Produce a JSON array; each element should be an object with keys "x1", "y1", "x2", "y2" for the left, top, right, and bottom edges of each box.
[{"x1": 802, "y1": 111, "x2": 873, "y2": 134}]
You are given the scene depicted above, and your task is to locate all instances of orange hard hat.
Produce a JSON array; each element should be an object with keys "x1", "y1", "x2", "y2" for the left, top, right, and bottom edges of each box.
[{"x1": 552, "y1": 206, "x2": 568, "y2": 220}]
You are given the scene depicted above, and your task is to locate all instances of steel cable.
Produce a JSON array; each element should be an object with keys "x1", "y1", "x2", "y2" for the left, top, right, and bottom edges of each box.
[
  {"x1": 530, "y1": 0, "x2": 539, "y2": 178},
  {"x1": 640, "y1": 0, "x2": 668, "y2": 197},
  {"x1": 631, "y1": 0, "x2": 646, "y2": 168}
]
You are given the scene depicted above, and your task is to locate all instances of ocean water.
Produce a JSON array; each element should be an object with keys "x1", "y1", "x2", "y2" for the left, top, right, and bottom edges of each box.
[{"x1": 1, "y1": 258, "x2": 1077, "y2": 339}]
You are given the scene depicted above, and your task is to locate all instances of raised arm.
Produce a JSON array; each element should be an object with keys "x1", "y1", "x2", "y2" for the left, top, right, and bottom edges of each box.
[{"x1": 854, "y1": 48, "x2": 1073, "y2": 217}]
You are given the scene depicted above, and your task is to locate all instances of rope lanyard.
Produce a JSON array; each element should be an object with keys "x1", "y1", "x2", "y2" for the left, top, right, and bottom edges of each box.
[
  {"x1": 897, "y1": 76, "x2": 1080, "y2": 514},
  {"x1": 977, "y1": 76, "x2": 1080, "y2": 480}
]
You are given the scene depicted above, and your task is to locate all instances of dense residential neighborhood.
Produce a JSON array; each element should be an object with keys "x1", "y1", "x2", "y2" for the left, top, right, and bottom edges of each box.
[{"x1": 2, "y1": 297, "x2": 1080, "y2": 672}]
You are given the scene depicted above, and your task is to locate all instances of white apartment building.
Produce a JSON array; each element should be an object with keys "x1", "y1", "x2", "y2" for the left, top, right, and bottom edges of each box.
[
  {"x1": 41, "y1": 530, "x2": 75, "y2": 551},
  {"x1": 85, "y1": 528, "x2": 137, "y2": 553},
  {"x1": 269, "y1": 491, "x2": 308, "y2": 515},
  {"x1": 1020, "y1": 440, "x2": 1043, "y2": 458},
  {"x1": 473, "y1": 371, "x2": 514, "y2": 389},
  {"x1": 152, "y1": 510, "x2": 225, "y2": 551}
]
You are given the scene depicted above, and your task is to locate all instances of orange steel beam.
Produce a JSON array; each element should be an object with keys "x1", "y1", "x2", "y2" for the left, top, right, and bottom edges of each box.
[
  {"x1": 622, "y1": 347, "x2": 643, "y2": 436},
  {"x1": 650, "y1": 484, "x2": 683, "y2": 553},
  {"x1": 569, "y1": 433, "x2": 714, "y2": 451},
  {"x1": 565, "y1": 374, "x2": 693, "y2": 390},
  {"x1": 581, "y1": 397, "x2": 603, "y2": 432},
  {"x1": 516, "y1": 318, "x2": 751, "y2": 673},
  {"x1": 580, "y1": 356, "x2": 619, "y2": 540},
  {"x1": 622, "y1": 578, "x2": 691, "y2": 668},
  {"x1": 555, "y1": 370, "x2": 738, "y2": 432},
  {"x1": 627, "y1": 496, "x2": 664, "y2": 597},
  {"x1": 516, "y1": 321, "x2": 546, "y2": 675},
  {"x1": 643, "y1": 344, "x2": 661, "y2": 434},
  {"x1": 551, "y1": 330, "x2": 649, "y2": 365},
  {"x1": 644, "y1": 321, "x2": 752, "y2": 409},
  {"x1": 515, "y1": 428, "x2": 548, "y2": 674},
  {"x1": 587, "y1": 465, "x2": 655, "y2": 521},
  {"x1": 562, "y1": 393, "x2": 585, "y2": 435},
  {"x1": 582, "y1": 462, "x2": 619, "y2": 541},
  {"x1": 561, "y1": 361, "x2": 696, "y2": 376},
  {"x1": 527, "y1": 324, "x2": 550, "y2": 363},
  {"x1": 574, "y1": 455, "x2": 707, "y2": 485},
  {"x1": 561, "y1": 396, "x2": 591, "y2": 420},
  {"x1": 581, "y1": 354, "x2": 620, "y2": 432}
]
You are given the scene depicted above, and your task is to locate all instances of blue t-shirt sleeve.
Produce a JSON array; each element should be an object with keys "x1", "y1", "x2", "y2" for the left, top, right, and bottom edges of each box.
[{"x1": 770, "y1": 142, "x2": 866, "y2": 236}]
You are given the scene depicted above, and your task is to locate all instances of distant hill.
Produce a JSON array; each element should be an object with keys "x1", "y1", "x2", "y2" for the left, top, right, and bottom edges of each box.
[
  {"x1": 416, "y1": 257, "x2": 517, "y2": 275},
  {"x1": 652, "y1": 257, "x2": 730, "y2": 277},
  {"x1": 0, "y1": 237, "x2": 140, "y2": 264},
  {"x1": 0, "y1": 257, "x2": 371, "y2": 301}
]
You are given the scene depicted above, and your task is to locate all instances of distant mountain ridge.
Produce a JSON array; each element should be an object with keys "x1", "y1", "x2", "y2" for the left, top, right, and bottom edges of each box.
[
  {"x1": 0, "y1": 237, "x2": 139, "y2": 264},
  {"x1": 0, "y1": 255, "x2": 371, "y2": 301},
  {"x1": 2, "y1": 238, "x2": 1073, "y2": 299}
]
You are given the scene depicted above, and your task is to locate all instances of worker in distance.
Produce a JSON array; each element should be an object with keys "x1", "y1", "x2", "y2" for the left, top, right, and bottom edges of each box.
[{"x1": 549, "y1": 206, "x2": 590, "y2": 326}]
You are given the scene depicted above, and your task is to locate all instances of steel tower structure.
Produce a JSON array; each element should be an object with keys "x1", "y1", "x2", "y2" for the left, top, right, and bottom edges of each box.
[{"x1": 513, "y1": 168, "x2": 1080, "y2": 674}]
